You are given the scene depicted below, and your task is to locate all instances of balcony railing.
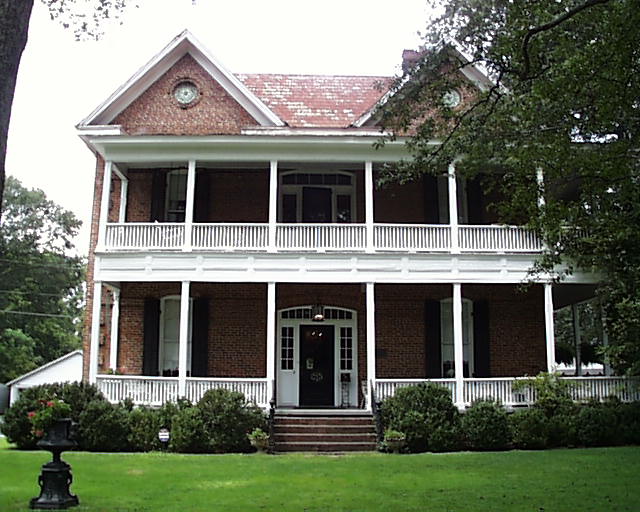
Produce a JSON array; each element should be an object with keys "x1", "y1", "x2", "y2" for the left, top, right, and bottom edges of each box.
[{"x1": 104, "y1": 222, "x2": 542, "y2": 254}]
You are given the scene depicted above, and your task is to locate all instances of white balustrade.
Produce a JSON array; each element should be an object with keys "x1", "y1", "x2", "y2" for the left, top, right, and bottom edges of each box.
[
  {"x1": 276, "y1": 223, "x2": 366, "y2": 251},
  {"x1": 374, "y1": 224, "x2": 451, "y2": 251},
  {"x1": 564, "y1": 376, "x2": 640, "y2": 402},
  {"x1": 192, "y1": 223, "x2": 268, "y2": 250},
  {"x1": 96, "y1": 375, "x2": 179, "y2": 405},
  {"x1": 185, "y1": 378, "x2": 270, "y2": 408},
  {"x1": 375, "y1": 379, "x2": 456, "y2": 402},
  {"x1": 105, "y1": 223, "x2": 185, "y2": 250},
  {"x1": 459, "y1": 225, "x2": 542, "y2": 252},
  {"x1": 463, "y1": 378, "x2": 536, "y2": 407}
]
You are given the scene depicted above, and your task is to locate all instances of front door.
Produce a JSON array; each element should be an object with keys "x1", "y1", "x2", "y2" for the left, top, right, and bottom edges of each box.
[
  {"x1": 302, "y1": 187, "x2": 332, "y2": 223},
  {"x1": 299, "y1": 325, "x2": 334, "y2": 406}
]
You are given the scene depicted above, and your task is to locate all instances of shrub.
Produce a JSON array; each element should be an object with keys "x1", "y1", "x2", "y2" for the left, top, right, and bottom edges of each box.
[
  {"x1": 615, "y1": 401, "x2": 640, "y2": 445},
  {"x1": 77, "y1": 400, "x2": 131, "y2": 452},
  {"x1": 515, "y1": 373, "x2": 574, "y2": 418},
  {"x1": 196, "y1": 388, "x2": 266, "y2": 453},
  {"x1": 546, "y1": 413, "x2": 578, "y2": 447},
  {"x1": 128, "y1": 407, "x2": 163, "y2": 452},
  {"x1": 576, "y1": 401, "x2": 619, "y2": 447},
  {"x1": 428, "y1": 421, "x2": 465, "y2": 453},
  {"x1": 509, "y1": 408, "x2": 548, "y2": 450},
  {"x1": 381, "y1": 383, "x2": 460, "y2": 453},
  {"x1": 462, "y1": 400, "x2": 511, "y2": 451},
  {"x1": 170, "y1": 407, "x2": 208, "y2": 453},
  {"x1": 2, "y1": 382, "x2": 106, "y2": 449}
]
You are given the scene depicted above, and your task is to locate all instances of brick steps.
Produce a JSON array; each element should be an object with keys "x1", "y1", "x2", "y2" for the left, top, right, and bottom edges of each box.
[{"x1": 272, "y1": 412, "x2": 377, "y2": 452}]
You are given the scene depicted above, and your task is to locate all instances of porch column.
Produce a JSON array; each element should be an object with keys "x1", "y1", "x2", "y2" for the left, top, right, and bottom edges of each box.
[
  {"x1": 178, "y1": 281, "x2": 191, "y2": 397},
  {"x1": 266, "y1": 282, "x2": 276, "y2": 387},
  {"x1": 601, "y1": 303, "x2": 612, "y2": 376},
  {"x1": 112, "y1": 164, "x2": 128, "y2": 223},
  {"x1": 448, "y1": 162, "x2": 460, "y2": 253},
  {"x1": 544, "y1": 283, "x2": 557, "y2": 373},
  {"x1": 365, "y1": 161, "x2": 374, "y2": 252},
  {"x1": 268, "y1": 160, "x2": 278, "y2": 252},
  {"x1": 97, "y1": 160, "x2": 113, "y2": 252},
  {"x1": 89, "y1": 281, "x2": 103, "y2": 383},
  {"x1": 109, "y1": 286, "x2": 120, "y2": 372},
  {"x1": 452, "y1": 283, "x2": 464, "y2": 407},
  {"x1": 536, "y1": 168, "x2": 546, "y2": 208},
  {"x1": 572, "y1": 304, "x2": 582, "y2": 376},
  {"x1": 366, "y1": 282, "x2": 376, "y2": 410},
  {"x1": 183, "y1": 160, "x2": 196, "y2": 251}
]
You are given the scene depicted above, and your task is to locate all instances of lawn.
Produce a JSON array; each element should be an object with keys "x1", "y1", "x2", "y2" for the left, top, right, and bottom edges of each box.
[{"x1": 1, "y1": 439, "x2": 638, "y2": 512}]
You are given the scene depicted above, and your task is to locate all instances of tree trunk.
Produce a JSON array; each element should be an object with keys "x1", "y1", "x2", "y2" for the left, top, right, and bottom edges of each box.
[{"x1": 0, "y1": 0, "x2": 34, "y2": 220}]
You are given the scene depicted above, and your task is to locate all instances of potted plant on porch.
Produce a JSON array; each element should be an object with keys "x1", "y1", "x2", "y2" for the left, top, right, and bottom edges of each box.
[
  {"x1": 384, "y1": 429, "x2": 406, "y2": 454},
  {"x1": 247, "y1": 428, "x2": 270, "y2": 454}
]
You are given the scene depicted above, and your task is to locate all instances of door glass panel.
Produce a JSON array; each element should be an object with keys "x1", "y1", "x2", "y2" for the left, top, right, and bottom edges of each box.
[
  {"x1": 336, "y1": 194, "x2": 352, "y2": 223},
  {"x1": 282, "y1": 194, "x2": 297, "y2": 223},
  {"x1": 302, "y1": 187, "x2": 332, "y2": 223},
  {"x1": 166, "y1": 170, "x2": 187, "y2": 222},
  {"x1": 281, "y1": 326, "x2": 294, "y2": 370},
  {"x1": 162, "y1": 299, "x2": 181, "y2": 373}
]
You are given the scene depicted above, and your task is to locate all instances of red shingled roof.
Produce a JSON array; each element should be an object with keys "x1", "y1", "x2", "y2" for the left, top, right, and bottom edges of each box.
[{"x1": 236, "y1": 74, "x2": 391, "y2": 128}]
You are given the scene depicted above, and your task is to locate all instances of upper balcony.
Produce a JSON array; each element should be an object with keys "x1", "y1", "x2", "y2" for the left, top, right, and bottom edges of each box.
[{"x1": 97, "y1": 160, "x2": 542, "y2": 256}]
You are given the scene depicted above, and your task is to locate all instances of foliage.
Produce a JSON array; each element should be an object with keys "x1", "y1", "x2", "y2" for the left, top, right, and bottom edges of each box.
[
  {"x1": 515, "y1": 372, "x2": 576, "y2": 418},
  {"x1": 195, "y1": 388, "x2": 267, "y2": 454},
  {"x1": 77, "y1": 400, "x2": 131, "y2": 452},
  {"x1": 0, "y1": 177, "x2": 85, "y2": 382},
  {"x1": 383, "y1": 429, "x2": 405, "y2": 442},
  {"x1": 461, "y1": 400, "x2": 511, "y2": 451},
  {"x1": 28, "y1": 398, "x2": 72, "y2": 437},
  {"x1": 169, "y1": 407, "x2": 208, "y2": 453},
  {"x1": 377, "y1": 0, "x2": 640, "y2": 374},
  {"x1": 1, "y1": 382, "x2": 105, "y2": 448},
  {"x1": 554, "y1": 301, "x2": 604, "y2": 368},
  {"x1": 127, "y1": 406, "x2": 163, "y2": 452},
  {"x1": 381, "y1": 383, "x2": 461, "y2": 452},
  {"x1": 575, "y1": 400, "x2": 620, "y2": 447},
  {"x1": 247, "y1": 427, "x2": 269, "y2": 442},
  {"x1": 509, "y1": 408, "x2": 549, "y2": 450}
]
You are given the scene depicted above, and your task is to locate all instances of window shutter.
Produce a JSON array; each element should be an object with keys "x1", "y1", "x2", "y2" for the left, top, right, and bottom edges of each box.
[
  {"x1": 473, "y1": 300, "x2": 491, "y2": 377},
  {"x1": 423, "y1": 175, "x2": 440, "y2": 224},
  {"x1": 194, "y1": 171, "x2": 210, "y2": 223},
  {"x1": 425, "y1": 300, "x2": 442, "y2": 378},
  {"x1": 467, "y1": 174, "x2": 485, "y2": 224},
  {"x1": 143, "y1": 299, "x2": 160, "y2": 376},
  {"x1": 191, "y1": 298, "x2": 209, "y2": 377},
  {"x1": 150, "y1": 171, "x2": 167, "y2": 221}
]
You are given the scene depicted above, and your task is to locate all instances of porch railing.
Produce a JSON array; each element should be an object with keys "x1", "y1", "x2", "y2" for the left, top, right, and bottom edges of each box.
[
  {"x1": 96, "y1": 375, "x2": 179, "y2": 406},
  {"x1": 185, "y1": 377, "x2": 270, "y2": 408},
  {"x1": 103, "y1": 222, "x2": 543, "y2": 254},
  {"x1": 375, "y1": 379, "x2": 456, "y2": 402}
]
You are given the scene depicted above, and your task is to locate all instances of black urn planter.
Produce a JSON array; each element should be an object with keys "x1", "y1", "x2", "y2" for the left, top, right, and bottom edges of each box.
[{"x1": 30, "y1": 418, "x2": 79, "y2": 510}]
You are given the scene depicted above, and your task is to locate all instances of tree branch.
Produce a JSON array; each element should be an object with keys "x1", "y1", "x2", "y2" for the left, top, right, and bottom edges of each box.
[{"x1": 521, "y1": 0, "x2": 611, "y2": 78}]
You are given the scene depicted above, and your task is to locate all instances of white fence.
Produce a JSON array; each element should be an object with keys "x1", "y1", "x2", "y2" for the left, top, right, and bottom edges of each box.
[
  {"x1": 185, "y1": 378, "x2": 270, "y2": 408},
  {"x1": 104, "y1": 222, "x2": 542, "y2": 254},
  {"x1": 375, "y1": 379, "x2": 456, "y2": 402}
]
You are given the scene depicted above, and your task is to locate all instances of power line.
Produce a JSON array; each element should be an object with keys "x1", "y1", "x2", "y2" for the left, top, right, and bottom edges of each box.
[
  {"x1": 0, "y1": 257, "x2": 84, "y2": 270},
  {"x1": 0, "y1": 310, "x2": 76, "y2": 319}
]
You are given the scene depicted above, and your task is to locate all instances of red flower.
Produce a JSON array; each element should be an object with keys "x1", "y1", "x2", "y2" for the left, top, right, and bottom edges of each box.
[
  {"x1": 27, "y1": 411, "x2": 36, "y2": 418},
  {"x1": 34, "y1": 430, "x2": 44, "y2": 438},
  {"x1": 47, "y1": 401, "x2": 55, "y2": 407}
]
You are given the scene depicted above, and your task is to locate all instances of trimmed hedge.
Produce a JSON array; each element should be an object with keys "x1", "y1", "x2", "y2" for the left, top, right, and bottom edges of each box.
[{"x1": 462, "y1": 400, "x2": 511, "y2": 451}]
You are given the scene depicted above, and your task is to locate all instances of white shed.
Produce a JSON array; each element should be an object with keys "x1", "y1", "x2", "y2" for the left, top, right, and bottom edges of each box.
[{"x1": 6, "y1": 350, "x2": 83, "y2": 406}]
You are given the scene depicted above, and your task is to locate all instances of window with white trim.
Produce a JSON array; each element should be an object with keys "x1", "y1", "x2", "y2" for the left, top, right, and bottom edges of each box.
[
  {"x1": 340, "y1": 327, "x2": 353, "y2": 370},
  {"x1": 165, "y1": 169, "x2": 187, "y2": 222},
  {"x1": 280, "y1": 326, "x2": 294, "y2": 370}
]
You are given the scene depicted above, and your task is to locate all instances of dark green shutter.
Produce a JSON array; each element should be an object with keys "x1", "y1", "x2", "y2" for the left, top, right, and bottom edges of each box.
[
  {"x1": 150, "y1": 171, "x2": 167, "y2": 221},
  {"x1": 467, "y1": 174, "x2": 485, "y2": 224},
  {"x1": 194, "y1": 171, "x2": 210, "y2": 223},
  {"x1": 425, "y1": 300, "x2": 442, "y2": 378},
  {"x1": 143, "y1": 299, "x2": 160, "y2": 376},
  {"x1": 191, "y1": 298, "x2": 209, "y2": 377},
  {"x1": 423, "y1": 175, "x2": 440, "y2": 224},
  {"x1": 473, "y1": 300, "x2": 491, "y2": 377}
]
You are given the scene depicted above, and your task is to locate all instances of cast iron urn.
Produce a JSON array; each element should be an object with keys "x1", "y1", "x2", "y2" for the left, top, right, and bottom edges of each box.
[{"x1": 30, "y1": 418, "x2": 79, "y2": 509}]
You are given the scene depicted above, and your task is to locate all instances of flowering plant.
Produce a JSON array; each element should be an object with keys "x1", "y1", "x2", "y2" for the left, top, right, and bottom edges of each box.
[{"x1": 27, "y1": 399, "x2": 72, "y2": 437}]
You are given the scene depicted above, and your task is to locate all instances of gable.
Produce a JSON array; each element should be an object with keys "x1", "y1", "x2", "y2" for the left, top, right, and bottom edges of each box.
[{"x1": 113, "y1": 54, "x2": 258, "y2": 135}]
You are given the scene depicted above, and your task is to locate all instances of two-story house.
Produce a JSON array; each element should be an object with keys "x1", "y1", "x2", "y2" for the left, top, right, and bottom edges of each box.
[{"x1": 79, "y1": 31, "x2": 631, "y2": 428}]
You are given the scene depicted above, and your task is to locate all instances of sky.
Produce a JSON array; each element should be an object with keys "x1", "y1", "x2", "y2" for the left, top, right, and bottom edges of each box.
[{"x1": 6, "y1": 0, "x2": 431, "y2": 255}]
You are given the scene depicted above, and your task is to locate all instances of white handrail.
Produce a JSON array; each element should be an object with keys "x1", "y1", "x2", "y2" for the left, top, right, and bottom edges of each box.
[
  {"x1": 276, "y1": 223, "x2": 366, "y2": 251},
  {"x1": 374, "y1": 224, "x2": 451, "y2": 251}
]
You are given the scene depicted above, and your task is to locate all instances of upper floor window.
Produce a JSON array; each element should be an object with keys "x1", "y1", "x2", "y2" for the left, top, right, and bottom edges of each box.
[
  {"x1": 165, "y1": 169, "x2": 187, "y2": 222},
  {"x1": 279, "y1": 171, "x2": 355, "y2": 223}
]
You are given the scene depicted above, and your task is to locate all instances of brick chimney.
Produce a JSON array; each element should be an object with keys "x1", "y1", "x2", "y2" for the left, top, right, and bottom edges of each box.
[{"x1": 401, "y1": 49, "x2": 423, "y2": 73}]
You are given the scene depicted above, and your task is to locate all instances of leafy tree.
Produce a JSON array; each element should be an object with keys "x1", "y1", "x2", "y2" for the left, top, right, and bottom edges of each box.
[
  {"x1": 377, "y1": 0, "x2": 639, "y2": 374},
  {"x1": 0, "y1": 0, "x2": 134, "y2": 219},
  {"x1": 0, "y1": 176, "x2": 84, "y2": 382}
]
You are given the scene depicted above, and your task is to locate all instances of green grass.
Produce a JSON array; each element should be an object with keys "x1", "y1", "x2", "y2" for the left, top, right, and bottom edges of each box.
[{"x1": 1, "y1": 440, "x2": 639, "y2": 512}]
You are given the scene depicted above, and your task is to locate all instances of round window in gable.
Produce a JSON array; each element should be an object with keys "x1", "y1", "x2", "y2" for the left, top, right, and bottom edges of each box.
[
  {"x1": 172, "y1": 80, "x2": 200, "y2": 108},
  {"x1": 442, "y1": 89, "x2": 462, "y2": 108}
]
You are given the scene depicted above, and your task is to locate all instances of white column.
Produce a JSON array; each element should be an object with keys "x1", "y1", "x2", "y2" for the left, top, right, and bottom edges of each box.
[
  {"x1": 109, "y1": 287, "x2": 120, "y2": 372},
  {"x1": 183, "y1": 160, "x2": 196, "y2": 251},
  {"x1": 266, "y1": 282, "x2": 276, "y2": 385},
  {"x1": 268, "y1": 160, "x2": 278, "y2": 252},
  {"x1": 178, "y1": 281, "x2": 191, "y2": 397},
  {"x1": 97, "y1": 161, "x2": 113, "y2": 251},
  {"x1": 572, "y1": 304, "x2": 582, "y2": 376},
  {"x1": 601, "y1": 303, "x2": 612, "y2": 376},
  {"x1": 536, "y1": 168, "x2": 545, "y2": 208},
  {"x1": 544, "y1": 283, "x2": 557, "y2": 373},
  {"x1": 452, "y1": 283, "x2": 464, "y2": 407},
  {"x1": 365, "y1": 161, "x2": 374, "y2": 252},
  {"x1": 89, "y1": 281, "x2": 103, "y2": 383},
  {"x1": 118, "y1": 179, "x2": 128, "y2": 223},
  {"x1": 448, "y1": 162, "x2": 460, "y2": 253},
  {"x1": 366, "y1": 282, "x2": 376, "y2": 410}
]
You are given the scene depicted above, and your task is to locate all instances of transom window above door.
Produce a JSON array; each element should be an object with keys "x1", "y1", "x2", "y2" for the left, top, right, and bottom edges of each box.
[{"x1": 279, "y1": 171, "x2": 355, "y2": 223}]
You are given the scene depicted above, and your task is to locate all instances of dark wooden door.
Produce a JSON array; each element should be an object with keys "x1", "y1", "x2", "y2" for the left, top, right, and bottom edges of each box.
[
  {"x1": 299, "y1": 325, "x2": 334, "y2": 406},
  {"x1": 302, "y1": 187, "x2": 332, "y2": 223}
]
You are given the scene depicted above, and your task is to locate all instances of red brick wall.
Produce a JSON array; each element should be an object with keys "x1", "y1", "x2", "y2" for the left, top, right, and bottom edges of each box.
[
  {"x1": 113, "y1": 54, "x2": 257, "y2": 135},
  {"x1": 125, "y1": 171, "x2": 154, "y2": 222},
  {"x1": 206, "y1": 170, "x2": 269, "y2": 222}
]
